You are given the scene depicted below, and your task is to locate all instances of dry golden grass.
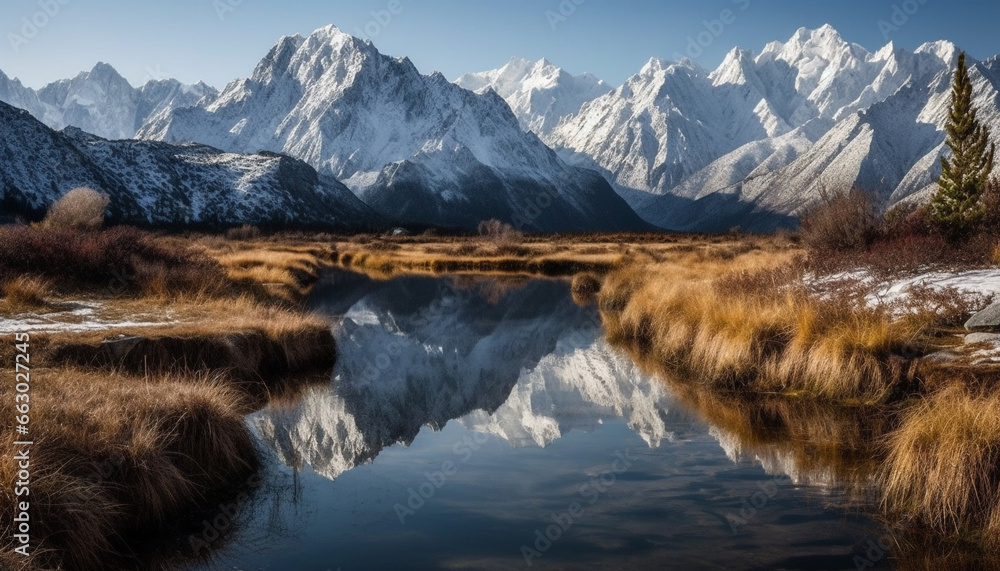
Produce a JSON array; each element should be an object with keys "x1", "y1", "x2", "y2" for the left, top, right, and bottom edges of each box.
[
  {"x1": 330, "y1": 234, "x2": 776, "y2": 280},
  {"x1": 599, "y1": 245, "x2": 933, "y2": 402},
  {"x1": 597, "y1": 244, "x2": 927, "y2": 401},
  {"x1": 1, "y1": 276, "x2": 53, "y2": 312},
  {"x1": 40, "y1": 187, "x2": 110, "y2": 231},
  {"x1": 882, "y1": 384, "x2": 1000, "y2": 540},
  {"x1": 994, "y1": 241, "x2": 1000, "y2": 265},
  {"x1": 0, "y1": 370, "x2": 259, "y2": 570},
  {"x1": 570, "y1": 272, "x2": 602, "y2": 305}
]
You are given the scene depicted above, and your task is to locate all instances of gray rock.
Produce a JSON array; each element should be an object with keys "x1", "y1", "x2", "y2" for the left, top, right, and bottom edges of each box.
[
  {"x1": 965, "y1": 333, "x2": 1000, "y2": 345},
  {"x1": 965, "y1": 301, "x2": 1000, "y2": 332}
]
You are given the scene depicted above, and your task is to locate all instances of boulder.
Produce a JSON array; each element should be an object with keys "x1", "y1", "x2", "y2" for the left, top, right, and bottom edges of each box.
[
  {"x1": 965, "y1": 301, "x2": 1000, "y2": 332},
  {"x1": 964, "y1": 333, "x2": 1000, "y2": 345}
]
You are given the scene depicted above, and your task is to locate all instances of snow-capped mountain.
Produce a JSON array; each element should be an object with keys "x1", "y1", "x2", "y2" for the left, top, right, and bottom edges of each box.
[
  {"x1": 0, "y1": 63, "x2": 217, "y2": 140},
  {"x1": 254, "y1": 272, "x2": 681, "y2": 480},
  {"x1": 455, "y1": 57, "x2": 611, "y2": 139},
  {"x1": 0, "y1": 100, "x2": 384, "y2": 230},
  {"x1": 546, "y1": 25, "x2": 1000, "y2": 231},
  {"x1": 6, "y1": 23, "x2": 995, "y2": 232},
  {"x1": 138, "y1": 26, "x2": 648, "y2": 232}
]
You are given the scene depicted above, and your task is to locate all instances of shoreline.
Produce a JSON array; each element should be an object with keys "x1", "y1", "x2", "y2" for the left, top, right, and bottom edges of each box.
[
  {"x1": 594, "y1": 246, "x2": 1000, "y2": 546},
  {"x1": 4, "y1": 228, "x2": 1000, "y2": 567}
]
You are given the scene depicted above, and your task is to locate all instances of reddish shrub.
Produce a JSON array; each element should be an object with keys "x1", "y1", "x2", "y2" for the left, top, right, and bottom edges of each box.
[
  {"x1": 800, "y1": 188, "x2": 881, "y2": 252},
  {"x1": 0, "y1": 226, "x2": 228, "y2": 296}
]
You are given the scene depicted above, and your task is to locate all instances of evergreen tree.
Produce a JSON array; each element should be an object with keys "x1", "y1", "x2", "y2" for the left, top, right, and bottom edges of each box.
[{"x1": 931, "y1": 51, "x2": 996, "y2": 235}]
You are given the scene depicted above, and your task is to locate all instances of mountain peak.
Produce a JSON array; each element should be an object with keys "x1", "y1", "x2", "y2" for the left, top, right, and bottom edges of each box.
[
  {"x1": 792, "y1": 24, "x2": 840, "y2": 42},
  {"x1": 915, "y1": 40, "x2": 959, "y2": 65},
  {"x1": 640, "y1": 57, "x2": 668, "y2": 75},
  {"x1": 90, "y1": 61, "x2": 120, "y2": 75},
  {"x1": 711, "y1": 48, "x2": 758, "y2": 86},
  {"x1": 309, "y1": 24, "x2": 350, "y2": 41},
  {"x1": 761, "y1": 23, "x2": 861, "y2": 63}
]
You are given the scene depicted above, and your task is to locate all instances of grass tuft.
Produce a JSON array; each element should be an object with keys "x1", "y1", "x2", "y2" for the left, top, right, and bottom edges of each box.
[
  {"x1": 570, "y1": 272, "x2": 602, "y2": 305},
  {"x1": 0, "y1": 371, "x2": 261, "y2": 570},
  {"x1": 882, "y1": 385, "x2": 1000, "y2": 539},
  {"x1": 1, "y1": 276, "x2": 53, "y2": 311},
  {"x1": 41, "y1": 187, "x2": 110, "y2": 232}
]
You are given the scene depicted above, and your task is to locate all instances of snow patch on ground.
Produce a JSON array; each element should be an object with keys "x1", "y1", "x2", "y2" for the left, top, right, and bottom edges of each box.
[
  {"x1": 871, "y1": 269, "x2": 1000, "y2": 305},
  {"x1": 0, "y1": 302, "x2": 173, "y2": 334}
]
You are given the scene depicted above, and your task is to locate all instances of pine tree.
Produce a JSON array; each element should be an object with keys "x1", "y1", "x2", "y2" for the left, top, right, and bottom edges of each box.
[{"x1": 930, "y1": 51, "x2": 996, "y2": 236}]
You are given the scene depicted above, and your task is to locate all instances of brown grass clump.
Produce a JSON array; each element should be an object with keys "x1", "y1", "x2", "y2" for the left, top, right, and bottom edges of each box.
[
  {"x1": 882, "y1": 384, "x2": 1000, "y2": 539},
  {"x1": 1, "y1": 276, "x2": 52, "y2": 311},
  {"x1": 478, "y1": 219, "x2": 525, "y2": 254},
  {"x1": 0, "y1": 371, "x2": 260, "y2": 570},
  {"x1": 599, "y1": 251, "x2": 922, "y2": 402},
  {"x1": 994, "y1": 241, "x2": 1000, "y2": 265},
  {"x1": 571, "y1": 272, "x2": 602, "y2": 305},
  {"x1": 41, "y1": 187, "x2": 110, "y2": 231}
]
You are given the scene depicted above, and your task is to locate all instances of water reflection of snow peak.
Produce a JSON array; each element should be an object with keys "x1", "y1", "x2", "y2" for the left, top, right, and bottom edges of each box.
[{"x1": 252, "y1": 273, "x2": 678, "y2": 481}]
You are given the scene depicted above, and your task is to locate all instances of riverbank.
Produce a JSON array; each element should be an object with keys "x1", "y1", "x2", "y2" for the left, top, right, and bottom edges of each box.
[
  {"x1": 0, "y1": 226, "x2": 338, "y2": 569},
  {"x1": 595, "y1": 243, "x2": 1000, "y2": 546},
  {"x1": 6, "y1": 225, "x2": 999, "y2": 565},
  {"x1": 4, "y1": 227, "x2": 734, "y2": 568}
]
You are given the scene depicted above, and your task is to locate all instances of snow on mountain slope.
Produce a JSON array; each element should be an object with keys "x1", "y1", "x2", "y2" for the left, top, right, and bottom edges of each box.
[
  {"x1": 455, "y1": 57, "x2": 611, "y2": 139},
  {"x1": 139, "y1": 26, "x2": 649, "y2": 232},
  {"x1": 549, "y1": 56, "x2": 777, "y2": 207},
  {"x1": 549, "y1": 25, "x2": 978, "y2": 231},
  {"x1": 253, "y1": 274, "x2": 679, "y2": 481},
  {"x1": 0, "y1": 100, "x2": 384, "y2": 230},
  {"x1": 0, "y1": 63, "x2": 217, "y2": 140},
  {"x1": 639, "y1": 48, "x2": 1000, "y2": 231}
]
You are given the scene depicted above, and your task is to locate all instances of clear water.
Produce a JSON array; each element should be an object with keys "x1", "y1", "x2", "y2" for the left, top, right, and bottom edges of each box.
[{"x1": 185, "y1": 270, "x2": 890, "y2": 570}]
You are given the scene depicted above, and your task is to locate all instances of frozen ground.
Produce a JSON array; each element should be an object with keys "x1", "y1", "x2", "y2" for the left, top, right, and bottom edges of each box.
[{"x1": 0, "y1": 301, "x2": 173, "y2": 334}]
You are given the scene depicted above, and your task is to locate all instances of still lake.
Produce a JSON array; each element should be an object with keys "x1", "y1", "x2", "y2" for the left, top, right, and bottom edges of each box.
[{"x1": 186, "y1": 269, "x2": 889, "y2": 570}]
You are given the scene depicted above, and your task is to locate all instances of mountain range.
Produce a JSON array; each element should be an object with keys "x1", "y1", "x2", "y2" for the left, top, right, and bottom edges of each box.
[
  {"x1": 503, "y1": 28, "x2": 999, "y2": 231},
  {"x1": 1, "y1": 24, "x2": 995, "y2": 232}
]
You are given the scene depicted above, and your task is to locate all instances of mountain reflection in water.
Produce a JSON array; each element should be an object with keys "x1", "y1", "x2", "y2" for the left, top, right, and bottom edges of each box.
[
  {"x1": 196, "y1": 269, "x2": 898, "y2": 571},
  {"x1": 254, "y1": 271, "x2": 681, "y2": 481}
]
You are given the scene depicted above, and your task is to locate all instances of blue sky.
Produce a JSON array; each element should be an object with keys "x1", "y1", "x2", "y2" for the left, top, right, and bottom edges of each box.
[{"x1": 2, "y1": 0, "x2": 998, "y2": 89}]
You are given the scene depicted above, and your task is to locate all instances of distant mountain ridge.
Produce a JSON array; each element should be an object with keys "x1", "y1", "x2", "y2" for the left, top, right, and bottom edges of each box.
[
  {"x1": 455, "y1": 57, "x2": 611, "y2": 138},
  {"x1": 0, "y1": 100, "x2": 384, "y2": 230},
  {"x1": 470, "y1": 26, "x2": 1000, "y2": 231},
  {"x1": 4, "y1": 24, "x2": 998, "y2": 232},
  {"x1": 0, "y1": 63, "x2": 216, "y2": 140}
]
